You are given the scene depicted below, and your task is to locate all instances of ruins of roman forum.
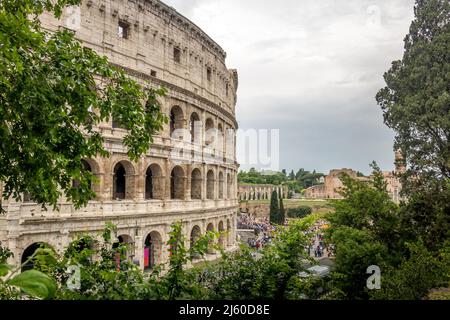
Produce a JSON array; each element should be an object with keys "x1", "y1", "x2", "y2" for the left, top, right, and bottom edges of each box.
[{"x1": 0, "y1": 0, "x2": 239, "y2": 270}]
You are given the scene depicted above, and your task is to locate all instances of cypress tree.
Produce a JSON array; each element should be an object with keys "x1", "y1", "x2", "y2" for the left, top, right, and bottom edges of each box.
[
  {"x1": 279, "y1": 197, "x2": 286, "y2": 225},
  {"x1": 269, "y1": 191, "x2": 279, "y2": 225}
]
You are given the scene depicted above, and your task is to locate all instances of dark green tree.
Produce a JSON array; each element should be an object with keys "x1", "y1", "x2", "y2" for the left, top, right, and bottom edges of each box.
[
  {"x1": 376, "y1": 0, "x2": 450, "y2": 184},
  {"x1": 0, "y1": 0, "x2": 167, "y2": 210},
  {"x1": 289, "y1": 170, "x2": 295, "y2": 181},
  {"x1": 376, "y1": 0, "x2": 450, "y2": 252},
  {"x1": 279, "y1": 197, "x2": 286, "y2": 225},
  {"x1": 269, "y1": 191, "x2": 279, "y2": 225}
]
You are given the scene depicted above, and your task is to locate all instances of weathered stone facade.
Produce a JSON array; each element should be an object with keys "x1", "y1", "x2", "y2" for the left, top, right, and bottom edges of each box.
[
  {"x1": 238, "y1": 184, "x2": 288, "y2": 201},
  {"x1": 305, "y1": 152, "x2": 405, "y2": 203},
  {"x1": 0, "y1": 0, "x2": 239, "y2": 271}
]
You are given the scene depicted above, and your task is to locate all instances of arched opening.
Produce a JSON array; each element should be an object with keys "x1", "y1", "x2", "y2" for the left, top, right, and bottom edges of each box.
[
  {"x1": 170, "y1": 106, "x2": 184, "y2": 140},
  {"x1": 205, "y1": 118, "x2": 215, "y2": 146},
  {"x1": 145, "y1": 164, "x2": 164, "y2": 200},
  {"x1": 191, "y1": 169, "x2": 202, "y2": 200},
  {"x1": 206, "y1": 223, "x2": 215, "y2": 254},
  {"x1": 190, "y1": 226, "x2": 202, "y2": 255},
  {"x1": 189, "y1": 112, "x2": 201, "y2": 144},
  {"x1": 72, "y1": 159, "x2": 93, "y2": 190},
  {"x1": 218, "y1": 172, "x2": 224, "y2": 199},
  {"x1": 170, "y1": 166, "x2": 185, "y2": 200},
  {"x1": 21, "y1": 243, "x2": 52, "y2": 272},
  {"x1": 227, "y1": 173, "x2": 232, "y2": 200},
  {"x1": 113, "y1": 163, "x2": 126, "y2": 200},
  {"x1": 145, "y1": 167, "x2": 153, "y2": 200},
  {"x1": 207, "y1": 170, "x2": 215, "y2": 200},
  {"x1": 218, "y1": 221, "x2": 225, "y2": 249},
  {"x1": 144, "y1": 232, "x2": 162, "y2": 271}
]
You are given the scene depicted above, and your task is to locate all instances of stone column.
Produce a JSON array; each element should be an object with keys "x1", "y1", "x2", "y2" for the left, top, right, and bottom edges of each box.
[
  {"x1": 164, "y1": 160, "x2": 171, "y2": 200},
  {"x1": 135, "y1": 161, "x2": 145, "y2": 201},
  {"x1": 182, "y1": 175, "x2": 189, "y2": 201},
  {"x1": 202, "y1": 165, "x2": 207, "y2": 201},
  {"x1": 186, "y1": 164, "x2": 192, "y2": 200}
]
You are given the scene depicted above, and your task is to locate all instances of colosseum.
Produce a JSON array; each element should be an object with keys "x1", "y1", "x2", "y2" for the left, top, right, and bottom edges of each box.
[{"x1": 0, "y1": 0, "x2": 239, "y2": 271}]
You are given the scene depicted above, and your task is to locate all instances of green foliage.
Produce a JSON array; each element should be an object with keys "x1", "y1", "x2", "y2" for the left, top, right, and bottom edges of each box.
[
  {"x1": 397, "y1": 180, "x2": 450, "y2": 249},
  {"x1": 0, "y1": 222, "x2": 220, "y2": 300},
  {"x1": 0, "y1": 241, "x2": 13, "y2": 264},
  {"x1": 325, "y1": 161, "x2": 449, "y2": 300},
  {"x1": 269, "y1": 191, "x2": 279, "y2": 225},
  {"x1": 371, "y1": 242, "x2": 450, "y2": 300},
  {"x1": 0, "y1": 243, "x2": 57, "y2": 300},
  {"x1": 238, "y1": 168, "x2": 287, "y2": 185},
  {"x1": 376, "y1": 0, "x2": 450, "y2": 183},
  {"x1": 238, "y1": 168, "x2": 324, "y2": 194},
  {"x1": 287, "y1": 206, "x2": 312, "y2": 219},
  {"x1": 7, "y1": 270, "x2": 56, "y2": 299},
  {"x1": 325, "y1": 163, "x2": 401, "y2": 299},
  {"x1": 195, "y1": 219, "x2": 318, "y2": 300},
  {"x1": 279, "y1": 197, "x2": 286, "y2": 225},
  {"x1": 0, "y1": 0, "x2": 168, "y2": 210},
  {"x1": 368, "y1": 0, "x2": 450, "y2": 300},
  {"x1": 328, "y1": 226, "x2": 388, "y2": 300}
]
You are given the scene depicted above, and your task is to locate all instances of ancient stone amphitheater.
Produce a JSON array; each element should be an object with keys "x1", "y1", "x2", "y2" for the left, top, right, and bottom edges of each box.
[{"x1": 0, "y1": 0, "x2": 239, "y2": 271}]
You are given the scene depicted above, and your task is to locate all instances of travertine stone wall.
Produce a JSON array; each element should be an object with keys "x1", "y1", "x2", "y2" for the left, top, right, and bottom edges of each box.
[
  {"x1": 0, "y1": 0, "x2": 240, "y2": 271},
  {"x1": 305, "y1": 159, "x2": 404, "y2": 204},
  {"x1": 238, "y1": 184, "x2": 289, "y2": 201}
]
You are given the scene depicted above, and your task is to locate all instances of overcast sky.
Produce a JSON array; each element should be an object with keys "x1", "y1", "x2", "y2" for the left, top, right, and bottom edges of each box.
[{"x1": 164, "y1": 0, "x2": 415, "y2": 175}]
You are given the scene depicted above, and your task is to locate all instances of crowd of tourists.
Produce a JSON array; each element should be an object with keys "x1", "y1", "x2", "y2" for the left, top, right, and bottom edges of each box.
[
  {"x1": 238, "y1": 214, "x2": 334, "y2": 258},
  {"x1": 238, "y1": 214, "x2": 276, "y2": 250},
  {"x1": 237, "y1": 214, "x2": 276, "y2": 233},
  {"x1": 304, "y1": 219, "x2": 334, "y2": 259}
]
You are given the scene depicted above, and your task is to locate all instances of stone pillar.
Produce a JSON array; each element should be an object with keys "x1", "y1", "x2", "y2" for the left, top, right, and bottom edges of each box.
[
  {"x1": 164, "y1": 160, "x2": 171, "y2": 200},
  {"x1": 135, "y1": 162, "x2": 145, "y2": 201},
  {"x1": 182, "y1": 175, "x2": 189, "y2": 201},
  {"x1": 186, "y1": 164, "x2": 192, "y2": 200},
  {"x1": 135, "y1": 233, "x2": 144, "y2": 270},
  {"x1": 154, "y1": 176, "x2": 166, "y2": 200},
  {"x1": 202, "y1": 165, "x2": 207, "y2": 201}
]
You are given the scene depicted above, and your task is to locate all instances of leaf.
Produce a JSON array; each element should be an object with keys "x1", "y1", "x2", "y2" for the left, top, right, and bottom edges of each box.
[
  {"x1": 7, "y1": 270, "x2": 56, "y2": 299},
  {"x1": 34, "y1": 248, "x2": 58, "y2": 266},
  {"x1": 0, "y1": 264, "x2": 13, "y2": 277}
]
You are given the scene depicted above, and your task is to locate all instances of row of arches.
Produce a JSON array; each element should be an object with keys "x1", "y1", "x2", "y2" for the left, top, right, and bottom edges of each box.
[
  {"x1": 68, "y1": 159, "x2": 236, "y2": 202},
  {"x1": 170, "y1": 106, "x2": 234, "y2": 152},
  {"x1": 239, "y1": 186, "x2": 287, "y2": 201},
  {"x1": 111, "y1": 161, "x2": 235, "y2": 201},
  {"x1": 20, "y1": 221, "x2": 233, "y2": 272},
  {"x1": 112, "y1": 104, "x2": 235, "y2": 152}
]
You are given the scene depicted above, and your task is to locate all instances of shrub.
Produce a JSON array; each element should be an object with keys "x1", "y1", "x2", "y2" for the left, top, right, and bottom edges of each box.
[{"x1": 287, "y1": 206, "x2": 312, "y2": 218}]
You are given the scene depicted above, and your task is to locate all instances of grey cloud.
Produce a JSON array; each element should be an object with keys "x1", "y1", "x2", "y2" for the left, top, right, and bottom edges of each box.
[{"x1": 163, "y1": 0, "x2": 415, "y2": 174}]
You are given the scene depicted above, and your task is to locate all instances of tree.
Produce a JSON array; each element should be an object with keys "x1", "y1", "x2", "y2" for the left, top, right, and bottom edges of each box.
[
  {"x1": 295, "y1": 169, "x2": 304, "y2": 181},
  {"x1": 376, "y1": 0, "x2": 450, "y2": 183},
  {"x1": 279, "y1": 197, "x2": 286, "y2": 225},
  {"x1": 288, "y1": 170, "x2": 294, "y2": 181},
  {"x1": 325, "y1": 163, "x2": 402, "y2": 299},
  {"x1": 324, "y1": 162, "x2": 449, "y2": 300},
  {"x1": 269, "y1": 191, "x2": 279, "y2": 225},
  {"x1": 287, "y1": 206, "x2": 312, "y2": 219},
  {"x1": 0, "y1": 0, "x2": 168, "y2": 210},
  {"x1": 197, "y1": 218, "x2": 315, "y2": 300},
  {"x1": 376, "y1": 0, "x2": 450, "y2": 252}
]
